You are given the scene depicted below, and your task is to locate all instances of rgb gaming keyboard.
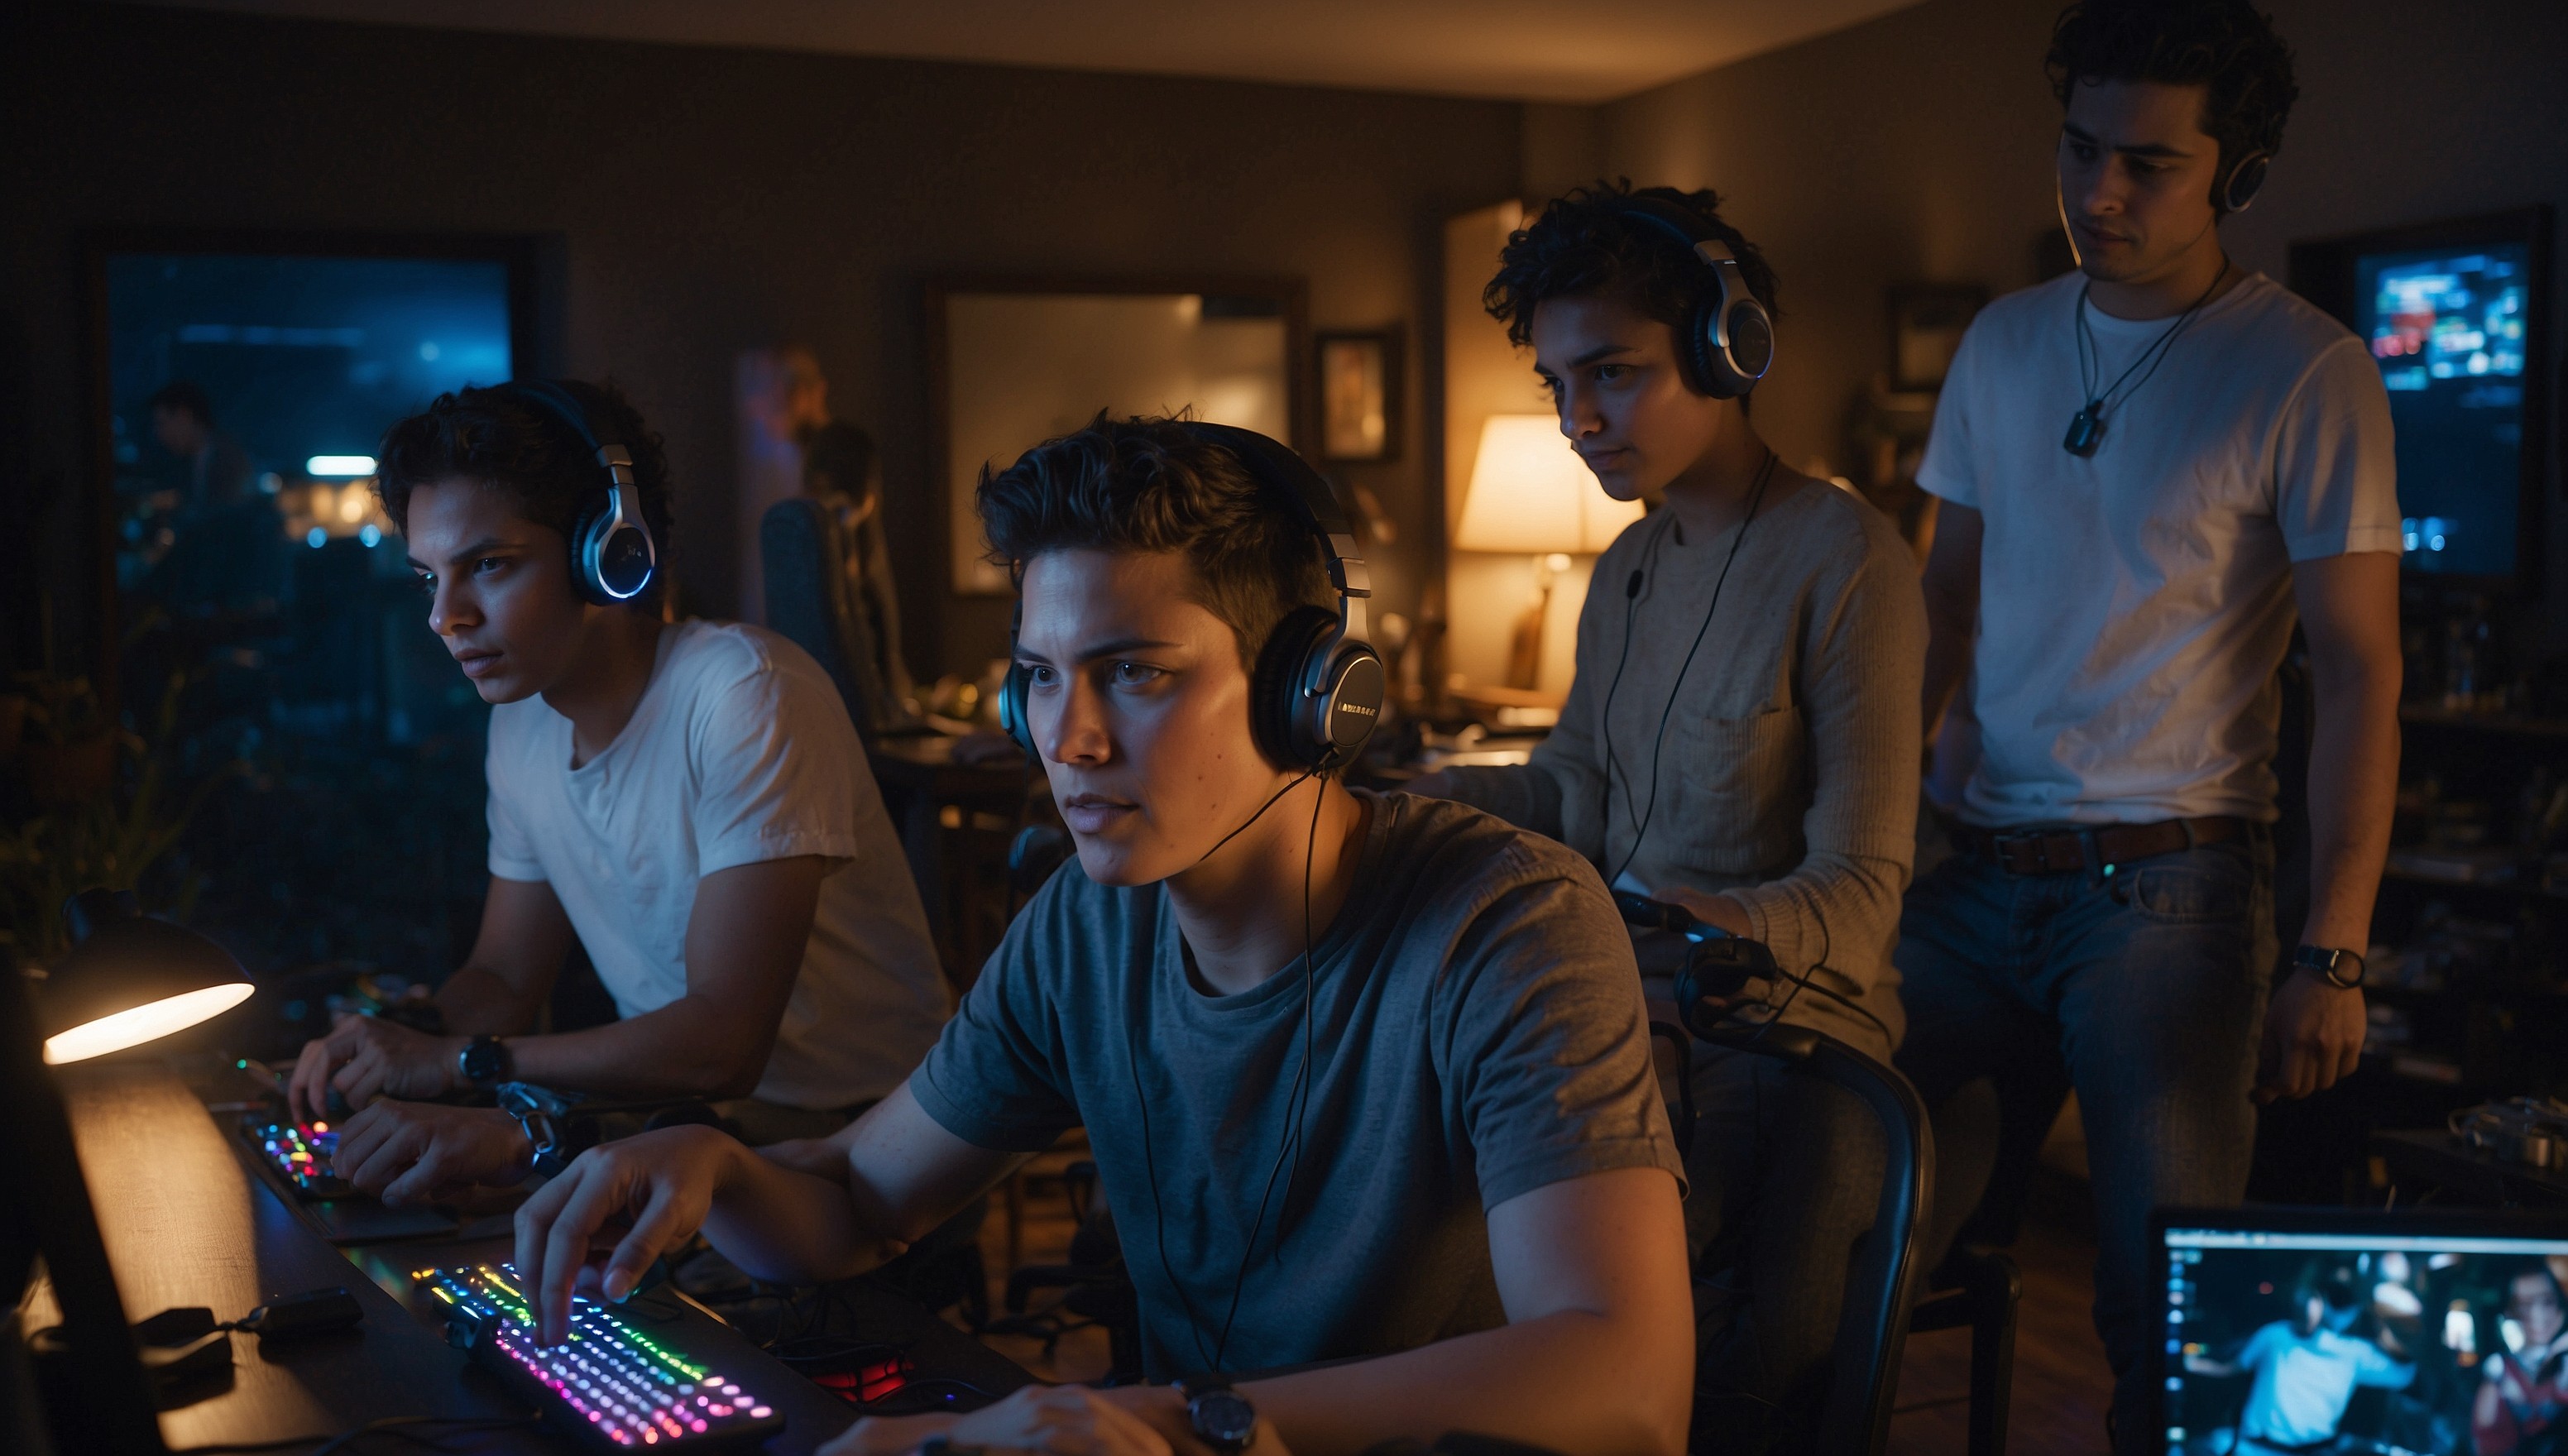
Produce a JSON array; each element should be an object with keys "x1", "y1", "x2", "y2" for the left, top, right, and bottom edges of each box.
[
  {"x1": 422, "y1": 1263, "x2": 784, "y2": 1450},
  {"x1": 242, "y1": 1118, "x2": 352, "y2": 1199}
]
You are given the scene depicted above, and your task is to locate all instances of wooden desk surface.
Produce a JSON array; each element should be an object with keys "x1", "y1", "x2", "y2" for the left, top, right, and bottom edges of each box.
[{"x1": 31, "y1": 1057, "x2": 1018, "y2": 1454}]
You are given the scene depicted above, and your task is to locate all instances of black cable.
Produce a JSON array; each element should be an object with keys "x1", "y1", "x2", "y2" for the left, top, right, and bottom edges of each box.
[
  {"x1": 2071, "y1": 261, "x2": 2230, "y2": 433},
  {"x1": 1595, "y1": 510, "x2": 1677, "y2": 855},
  {"x1": 1209, "y1": 771, "x2": 1330, "y2": 1372},
  {"x1": 1124, "y1": 765, "x2": 1321, "y2": 1371},
  {"x1": 1607, "y1": 448, "x2": 1779, "y2": 892}
]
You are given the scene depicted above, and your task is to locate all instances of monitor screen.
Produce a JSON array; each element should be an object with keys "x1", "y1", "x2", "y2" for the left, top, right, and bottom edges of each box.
[
  {"x1": 2159, "y1": 1220, "x2": 2568, "y2": 1456},
  {"x1": 2355, "y1": 242, "x2": 2532, "y2": 578}
]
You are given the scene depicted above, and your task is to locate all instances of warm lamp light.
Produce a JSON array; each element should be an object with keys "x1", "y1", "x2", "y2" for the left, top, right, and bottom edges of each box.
[
  {"x1": 38, "y1": 890, "x2": 252, "y2": 1065},
  {"x1": 1454, "y1": 415, "x2": 1645, "y2": 689}
]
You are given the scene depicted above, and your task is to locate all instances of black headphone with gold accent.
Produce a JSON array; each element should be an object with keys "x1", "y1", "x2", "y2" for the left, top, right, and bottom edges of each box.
[{"x1": 998, "y1": 423, "x2": 1386, "y2": 774}]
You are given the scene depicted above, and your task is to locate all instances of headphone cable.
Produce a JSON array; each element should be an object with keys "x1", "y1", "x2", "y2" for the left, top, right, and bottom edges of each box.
[
  {"x1": 1607, "y1": 447, "x2": 1778, "y2": 891},
  {"x1": 1596, "y1": 510, "x2": 1678, "y2": 870}
]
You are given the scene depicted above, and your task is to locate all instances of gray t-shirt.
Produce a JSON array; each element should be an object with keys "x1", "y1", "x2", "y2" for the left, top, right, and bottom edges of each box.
[{"x1": 912, "y1": 791, "x2": 1680, "y2": 1378}]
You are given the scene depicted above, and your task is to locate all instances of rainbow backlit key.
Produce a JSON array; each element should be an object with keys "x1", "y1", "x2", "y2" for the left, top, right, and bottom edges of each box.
[
  {"x1": 422, "y1": 1263, "x2": 784, "y2": 1451},
  {"x1": 242, "y1": 1118, "x2": 353, "y2": 1200}
]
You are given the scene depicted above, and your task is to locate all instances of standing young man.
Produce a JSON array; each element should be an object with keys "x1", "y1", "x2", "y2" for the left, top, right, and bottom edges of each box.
[
  {"x1": 511, "y1": 418, "x2": 1692, "y2": 1456},
  {"x1": 1895, "y1": 3, "x2": 2404, "y2": 1446},
  {"x1": 1407, "y1": 183, "x2": 1924, "y2": 1451},
  {"x1": 290, "y1": 380, "x2": 951, "y2": 1200}
]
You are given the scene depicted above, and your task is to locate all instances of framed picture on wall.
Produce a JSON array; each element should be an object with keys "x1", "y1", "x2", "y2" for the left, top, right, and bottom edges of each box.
[
  {"x1": 1315, "y1": 328, "x2": 1401, "y2": 463},
  {"x1": 1886, "y1": 283, "x2": 1989, "y2": 391}
]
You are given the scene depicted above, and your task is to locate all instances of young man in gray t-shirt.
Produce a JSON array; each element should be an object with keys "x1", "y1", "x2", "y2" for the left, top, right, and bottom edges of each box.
[{"x1": 512, "y1": 418, "x2": 1690, "y2": 1456}]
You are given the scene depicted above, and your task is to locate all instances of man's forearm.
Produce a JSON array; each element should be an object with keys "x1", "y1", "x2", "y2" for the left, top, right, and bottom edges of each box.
[
  {"x1": 1243, "y1": 1305, "x2": 1685, "y2": 1456},
  {"x1": 698, "y1": 1139, "x2": 907, "y2": 1286},
  {"x1": 2301, "y1": 665, "x2": 2401, "y2": 952},
  {"x1": 505, "y1": 995, "x2": 774, "y2": 1100},
  {"x1": 435, "y1": 965, "x2": 545, "y2": 1037}
]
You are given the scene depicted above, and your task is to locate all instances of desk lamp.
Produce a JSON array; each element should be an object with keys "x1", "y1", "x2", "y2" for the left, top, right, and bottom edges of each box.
[
  {"x1": 39, "y1": 889, "x2": 254, "y2": 1064},
  {"x1": 5, "y1": 890, "x2": 256, "y2": 1456},
  {"x1": 1453, "y1": 414, "x2": 1643, "y2": 690}
]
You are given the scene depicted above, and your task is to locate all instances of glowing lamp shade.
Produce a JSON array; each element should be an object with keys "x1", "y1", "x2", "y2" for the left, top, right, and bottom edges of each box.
[
  {"x1": 306, "y1": 455, "x2": 377, "y2": 478},
  {"x1": 39, "y1": 891, "x2": 252, "y2": 1065},
  {"x1": 1453, "y1": 414, "x2": 1642, "y2": 555}
]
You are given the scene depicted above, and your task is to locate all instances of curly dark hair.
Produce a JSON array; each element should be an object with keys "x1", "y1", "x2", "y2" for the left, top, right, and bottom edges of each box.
[
  {"x1": 374, "y1": 380, "x2": 675, "y2": 603},
  {"x1": 976, "y1": 414, "x2": 1332, "y2": 672},
  {"x1": 1483, "y1": 180, "x2": 1779, "y2": 350},
  {"x1": 2046, "y1": 0, "x2": 2300, "y2": 175}
]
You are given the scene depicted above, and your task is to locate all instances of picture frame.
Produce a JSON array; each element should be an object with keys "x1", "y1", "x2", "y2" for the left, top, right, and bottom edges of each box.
[
  {"x1": 1885, "y1": 283, "x2": 1988, "y2": 391},
  {"x1": 1315, "y1": 328, "x2": 1402, "y2": 463}
]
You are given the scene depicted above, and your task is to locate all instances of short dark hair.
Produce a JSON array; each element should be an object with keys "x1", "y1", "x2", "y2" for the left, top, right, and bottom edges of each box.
[
  {"x1": 2046, "y1": 0, "x2": 2299, "y2": 175},
  {"x1": 1483, "y1": 180, "x2": 1780, "y2": 350},
  {"x1": 975, "y1": 414, "x2": 1331, "y2": 671},
  {"x1": 146, "y1": 380, "x2": 214, "y2": 426},
  {"x1": 374, "y1": 380, "x2": 675, "y2": 601}
]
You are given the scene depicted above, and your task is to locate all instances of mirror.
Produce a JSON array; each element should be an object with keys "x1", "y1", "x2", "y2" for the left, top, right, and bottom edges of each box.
[{"x1": 927, "y1": 280, "x2": 1306, "y2": 595}]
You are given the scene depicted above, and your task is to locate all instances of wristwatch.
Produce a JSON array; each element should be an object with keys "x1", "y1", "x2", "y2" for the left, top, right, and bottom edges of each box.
[
  {"x1": 1175, "y1": 1374, "x2": 1258, "y2": 1456},
  {"x1": 458, "y1": 1034, "x2": 515, "y2": 1090},
  {"x1": 2293, "y1": 945, "x2": 2365, "y2": 990}
]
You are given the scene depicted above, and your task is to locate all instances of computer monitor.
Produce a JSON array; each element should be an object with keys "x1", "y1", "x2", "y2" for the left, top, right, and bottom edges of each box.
[
  {"x1": 2289, "y1": 207, "x2": 2554, "y2": 591},
  {"x1": 2153, "y1": 1205, "x2": 2568, "y2": 1456}
]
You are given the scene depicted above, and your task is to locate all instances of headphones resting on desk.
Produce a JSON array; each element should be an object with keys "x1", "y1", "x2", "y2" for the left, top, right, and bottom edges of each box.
[
  {"x1": 1611, "y1": 196, "x2": 1776, "y2": 400},
  {"x1": 500, "y1": 379, "x2": 659, "y2": 606},
  {"x1": 999, "y1": 422, "x2": 1387, "y2": 774}
]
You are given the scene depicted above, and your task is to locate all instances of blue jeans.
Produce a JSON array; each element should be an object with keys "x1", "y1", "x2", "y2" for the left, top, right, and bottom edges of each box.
[{"x1": 1892, "y1": 827, "x2": 2274, "y2": 1454}]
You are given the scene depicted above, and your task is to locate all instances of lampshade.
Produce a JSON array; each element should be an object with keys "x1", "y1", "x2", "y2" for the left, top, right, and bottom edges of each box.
[
  {"x1": 38, "y1": 890, "x2": 252, "y2": 1065},
  {"x1": 1453, "y1": 414, "x2": 1644, "y2": 555}
]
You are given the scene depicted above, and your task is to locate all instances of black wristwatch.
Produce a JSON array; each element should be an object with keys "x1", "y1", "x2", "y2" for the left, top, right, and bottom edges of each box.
[
  {"x1": 2293, "y1": 945, "x2": 2365, "y2": 991},
  {"x1": 458, "y1": 1034, "x2": 514, "y2": 1090},
  {"x1": 1176, "y1": 1374, "x2": 1258, "y2": 1456}
]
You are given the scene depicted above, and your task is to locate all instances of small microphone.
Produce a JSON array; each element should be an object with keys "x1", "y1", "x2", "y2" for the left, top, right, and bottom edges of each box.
[{"x1": 1625, "y1": 570, "x2": 1643, "y2": 600}]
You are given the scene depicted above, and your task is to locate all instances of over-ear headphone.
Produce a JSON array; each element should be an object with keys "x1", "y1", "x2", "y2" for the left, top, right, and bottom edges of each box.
[
  {"x1": 502, "y1": 380, "x2": 659, "y2": 606},
  {"x1": 2216, "y1": 149, "x2": 2271, "y2": 215},
  {"x1": 1612, "y1": 196, "x2": 1776, "y2": 399},
  {"x1": 999, "y1": 422, "x2": 1386, "y2": 774}
]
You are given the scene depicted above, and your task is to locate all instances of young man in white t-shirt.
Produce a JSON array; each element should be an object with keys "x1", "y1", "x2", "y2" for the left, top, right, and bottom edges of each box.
[
  {"x1": 1895, "y1": 3, "x2": 2403, "y2": 1448},
  {"x1": 286, "y1": 380, "x2": 950, "y2": 1202}
]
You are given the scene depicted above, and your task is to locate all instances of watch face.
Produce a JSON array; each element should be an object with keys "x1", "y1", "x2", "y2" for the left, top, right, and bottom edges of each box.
[
  {"x1": 1192, "y1": 1391, "x2": 1257, "y2": 1447},
  {"x1": 462, "y1": 1040, "x2": 504, "y2": 1081}
]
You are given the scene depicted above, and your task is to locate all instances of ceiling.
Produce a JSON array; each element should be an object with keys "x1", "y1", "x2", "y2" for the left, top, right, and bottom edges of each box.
[{"x1": 126, "y1": 0, "x2": 1923, "y2": 103}]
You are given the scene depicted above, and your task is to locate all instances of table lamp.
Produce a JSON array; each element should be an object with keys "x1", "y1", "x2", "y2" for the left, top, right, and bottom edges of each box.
[
  {"x1": 39, "y1": 889, "x2": 253, "y2": 1065},
  {"x1": 1453, "y1": 414, "x2": 1645, "y2": 689}
]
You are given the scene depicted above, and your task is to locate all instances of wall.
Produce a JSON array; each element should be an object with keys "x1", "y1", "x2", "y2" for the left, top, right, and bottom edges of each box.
[
  {"x1": 1593, "y1": 0, "x2": 2568, "y2": 637},
  {"x1": 0, "y1": 1, "x2": 1521, "y2": 680}
]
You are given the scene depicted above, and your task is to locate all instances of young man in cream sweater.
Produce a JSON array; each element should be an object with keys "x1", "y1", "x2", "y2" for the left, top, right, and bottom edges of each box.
[{"x1": 1408, "y1": 183, "x2": 1924, "y2": 1454}]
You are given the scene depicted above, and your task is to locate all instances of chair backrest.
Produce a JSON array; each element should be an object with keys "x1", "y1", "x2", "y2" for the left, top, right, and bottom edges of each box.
[
  {"x1": 761, "y1": 497, "x2": 892, "y2": 745},
  {"x1": 1694, "y1": 1023, "x2": 1932, "y2": 1456}
]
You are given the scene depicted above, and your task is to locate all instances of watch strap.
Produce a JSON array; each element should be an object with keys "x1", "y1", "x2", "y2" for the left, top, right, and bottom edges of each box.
[{"x1": 2293, "y1": 945, "x2": 2364, "y2": 990}]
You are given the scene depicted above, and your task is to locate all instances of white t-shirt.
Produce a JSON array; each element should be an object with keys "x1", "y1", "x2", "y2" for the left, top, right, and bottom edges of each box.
[
  {"x1": 486, "y1": 620, "x2": 950, "y2": 1109},
  {"x1": 1918, "y1": 270, "x2": 2401, "y2": 827}
]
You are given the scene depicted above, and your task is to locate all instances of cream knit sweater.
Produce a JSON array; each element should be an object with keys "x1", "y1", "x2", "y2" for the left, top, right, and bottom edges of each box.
[{"x1": 1439, "y1": 479, "x2": 1925, "y2": 1059}]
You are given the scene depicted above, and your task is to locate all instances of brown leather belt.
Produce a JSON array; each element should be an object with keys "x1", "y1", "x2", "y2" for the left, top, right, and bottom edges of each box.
[{"x1": 1946, "y1": 816, "x2": 2248, "y2": 876}]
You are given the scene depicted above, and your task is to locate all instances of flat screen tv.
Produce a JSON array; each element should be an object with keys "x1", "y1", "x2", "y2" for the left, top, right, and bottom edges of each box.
[{"x1": 2289, "y1": 207, "x2": 2553, "y2": 591}]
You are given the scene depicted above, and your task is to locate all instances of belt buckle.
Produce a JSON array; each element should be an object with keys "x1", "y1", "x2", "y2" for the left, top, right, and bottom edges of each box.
[{"x1": 1987, "y1": 830, "x2": 2044, "y2": 875}]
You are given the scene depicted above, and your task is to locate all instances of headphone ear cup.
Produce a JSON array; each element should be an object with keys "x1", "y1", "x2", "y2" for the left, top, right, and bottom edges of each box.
[
  {"x1": 1250, "y1": 606, "x2": 1340, "y2": 771},
  {"x1": 566, "y1": 496, "x2": 612, "y2": 606},
  {"x1": 2220, "y1": 152, "x2": 2271, "y2": 214},
  {"x1": 999, "y1": 661, "x2": 1036, "y2": 759}
]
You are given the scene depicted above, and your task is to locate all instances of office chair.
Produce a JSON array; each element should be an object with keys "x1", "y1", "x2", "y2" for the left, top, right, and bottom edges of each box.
[{"x1": 761, "y1": 496, "x2": 903, "y2": 745}]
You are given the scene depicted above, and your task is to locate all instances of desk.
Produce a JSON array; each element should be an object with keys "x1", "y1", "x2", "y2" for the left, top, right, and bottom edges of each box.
[
  {"x1": 2372, "y1": 1127, "x2": 2568, "y2": 1208},
  {"x1": 870, "y1": 735, "x2": 1032, "y2": 988},
  {"x1": 31, "y1": 1058, "x2": 1030, "y2": 1453}
]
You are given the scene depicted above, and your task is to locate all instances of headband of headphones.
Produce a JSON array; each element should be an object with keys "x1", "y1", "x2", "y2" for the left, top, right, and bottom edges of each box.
[
  {"x1": 1175, "y1": 420, "x2": 1372, "y2": 640},
  {"x1": 500, "y1": 379, "x2": 659, "y2": 605},
  {"x1": 1608, "y1": 196, "x2": 1775, "y2": 399}
]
